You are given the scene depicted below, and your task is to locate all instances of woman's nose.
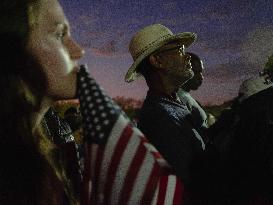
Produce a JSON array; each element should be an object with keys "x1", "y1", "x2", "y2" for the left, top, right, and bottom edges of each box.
[{"x1": 68, "y1": 38, "x2": 85, "y2": 60}]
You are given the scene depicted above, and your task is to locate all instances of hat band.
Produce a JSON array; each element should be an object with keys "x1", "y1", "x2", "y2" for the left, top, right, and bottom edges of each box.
[{"x1": 133, "y1": 33, "x2": 172, "y2": 60}]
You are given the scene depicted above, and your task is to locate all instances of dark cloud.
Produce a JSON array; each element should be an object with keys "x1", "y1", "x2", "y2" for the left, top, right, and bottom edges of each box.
[
  {"x1": 91, "y1": 41, "x2": 117, "y2": 56},
  {"x1": 90, "y1": 40, "x2": 127, "y2": 57},
  {"x1": 204, "y1": 62, "x2": 257, "y2": 82},
  {"x1": 62, "y1": 0, "x2": 273, "y2": 104},
  {"x1": 88, "y1": 32, "x2": 129, "y2": 56},
  {"x1": 241, "y1": 27, "x2": 273, "y2": 68}
]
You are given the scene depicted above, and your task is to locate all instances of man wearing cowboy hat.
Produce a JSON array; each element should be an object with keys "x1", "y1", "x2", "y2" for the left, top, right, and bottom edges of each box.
[{"x1": 125, "y1": 24, "x2": 206, "y2": 186}]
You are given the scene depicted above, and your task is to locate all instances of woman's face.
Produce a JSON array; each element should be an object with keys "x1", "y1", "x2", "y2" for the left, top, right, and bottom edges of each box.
[{"x1": 27, "y1": 0, "x2": 84, "y2": 100}]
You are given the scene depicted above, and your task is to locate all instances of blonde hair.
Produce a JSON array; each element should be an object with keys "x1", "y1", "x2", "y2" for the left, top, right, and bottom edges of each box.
[{"x1": 0, "y1": 0, "x2": 78, "y2": 204}]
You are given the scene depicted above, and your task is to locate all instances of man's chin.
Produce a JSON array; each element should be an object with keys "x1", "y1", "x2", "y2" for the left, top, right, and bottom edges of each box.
[{"x1": 180, "y1": 75, "x2": 193, "y2": 86}]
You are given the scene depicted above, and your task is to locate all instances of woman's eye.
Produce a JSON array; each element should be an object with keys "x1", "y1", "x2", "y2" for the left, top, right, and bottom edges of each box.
[
  {"x1": 55, "y1": 25, "x2": 69, "y2": 42},
  {"x1": 56, "y1": 31, "x2": 65, "y2": 41}
]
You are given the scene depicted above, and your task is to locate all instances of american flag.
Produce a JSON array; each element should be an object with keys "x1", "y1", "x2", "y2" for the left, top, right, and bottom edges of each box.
[{"x1": 77, "y1": 65, "x2": 184, "y2": 205}]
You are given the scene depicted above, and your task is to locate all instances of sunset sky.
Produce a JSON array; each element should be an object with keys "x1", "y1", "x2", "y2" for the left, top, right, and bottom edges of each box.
[{"x1": 60, "y1": 0, "x2": 273, "y2": 105}]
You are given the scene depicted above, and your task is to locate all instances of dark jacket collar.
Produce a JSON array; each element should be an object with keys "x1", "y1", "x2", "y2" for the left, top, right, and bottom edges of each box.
[{"x1": 146, "y1": 89, "x2": 186, "y2": 108}]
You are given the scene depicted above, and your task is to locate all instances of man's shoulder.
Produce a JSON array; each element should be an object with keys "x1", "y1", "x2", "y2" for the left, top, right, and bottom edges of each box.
[
  {"x1": 177, "y1": 89, "x2": 190, "y2": 100},
  {"x1": 178, "y1": 91, "x2": 195, "y2": 111},
  {"x1": 138, "y1": 97, "x2": 191, "y2": 125}
]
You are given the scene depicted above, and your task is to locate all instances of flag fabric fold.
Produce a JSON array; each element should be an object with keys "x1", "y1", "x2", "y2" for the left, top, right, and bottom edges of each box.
[{"x1": 77, "y1": 65, "x2": 184, "y2": 205}]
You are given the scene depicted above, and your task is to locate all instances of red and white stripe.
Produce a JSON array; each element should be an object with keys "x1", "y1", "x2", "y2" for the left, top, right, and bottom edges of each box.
[
  {"x1": 151, "y1": 175, "x2": 184, "y2": 205},
  {"x1": 82, "y1": 114, "x2": 184, "y2": 205}
]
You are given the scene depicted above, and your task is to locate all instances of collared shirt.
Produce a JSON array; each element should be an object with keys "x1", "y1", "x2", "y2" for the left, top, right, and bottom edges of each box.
[
  {"x1": 178, "y1": 89, "x2": 208, "y2": 129},
  {"x1": 137, "y1": 90, "x2": 205, "y2": 185}
]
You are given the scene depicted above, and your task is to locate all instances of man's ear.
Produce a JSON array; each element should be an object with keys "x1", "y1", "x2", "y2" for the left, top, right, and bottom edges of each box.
[{"x1": 149, "y1": 54, "x2": 162, "y2": 69}]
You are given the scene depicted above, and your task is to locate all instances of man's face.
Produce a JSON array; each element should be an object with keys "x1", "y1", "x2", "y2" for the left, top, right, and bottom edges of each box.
[
  {"x1": 186, "y1": 59, "x2": 204, "y2": 90},
  {"x1": 155, "y1": 44, "x2": 194, "y2": 87}
]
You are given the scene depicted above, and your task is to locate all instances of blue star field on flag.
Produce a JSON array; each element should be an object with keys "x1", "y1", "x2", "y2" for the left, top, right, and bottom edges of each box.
[{"x1": 76, "y1": 65, "x2": 126, "y2": 144}]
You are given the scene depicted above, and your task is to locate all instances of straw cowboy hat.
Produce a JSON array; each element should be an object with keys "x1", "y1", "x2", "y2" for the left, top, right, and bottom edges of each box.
[{"x1": 125, "y1": 24, "x2": 197, "y2": 83}]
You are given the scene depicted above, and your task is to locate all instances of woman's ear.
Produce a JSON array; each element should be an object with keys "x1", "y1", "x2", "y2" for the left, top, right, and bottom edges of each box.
[{"x1": 149, "y1": 54, "x2": 162, "y2": 69}]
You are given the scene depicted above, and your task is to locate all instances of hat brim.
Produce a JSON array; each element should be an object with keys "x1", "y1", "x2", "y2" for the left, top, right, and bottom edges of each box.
[
  {"x1": 238, "y1": 74, "x2": 273, "y2": 102},
  {"x1": 125, "y1": 32, "x2": 197, "y2": 83}
]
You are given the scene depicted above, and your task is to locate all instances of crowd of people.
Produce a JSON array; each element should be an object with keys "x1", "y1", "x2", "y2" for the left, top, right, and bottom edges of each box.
[{"x1": 0, "y1": 0, "x2": 273, "y2": 204}]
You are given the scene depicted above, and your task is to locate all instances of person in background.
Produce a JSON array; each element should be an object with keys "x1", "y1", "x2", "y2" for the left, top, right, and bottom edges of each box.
[
  {"x1": 178, "y1": 52, "x2": 213, "y2": 131},
  {"x1": 203, "y1": 72, "x2": 273, "y2": 204},
  {"x1": 0, "y1": 0, "x2": 84, "y2": 204}
]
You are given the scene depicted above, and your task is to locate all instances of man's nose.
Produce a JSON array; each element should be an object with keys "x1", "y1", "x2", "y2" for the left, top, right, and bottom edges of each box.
[{"x1": 69, "y1": 38, "x2": 85, "y2": 60}]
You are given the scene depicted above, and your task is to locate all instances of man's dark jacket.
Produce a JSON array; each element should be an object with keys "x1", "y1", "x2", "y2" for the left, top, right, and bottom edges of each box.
[{"x1": 137, "y1": 91, "x2": 206, "y2": 185}]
